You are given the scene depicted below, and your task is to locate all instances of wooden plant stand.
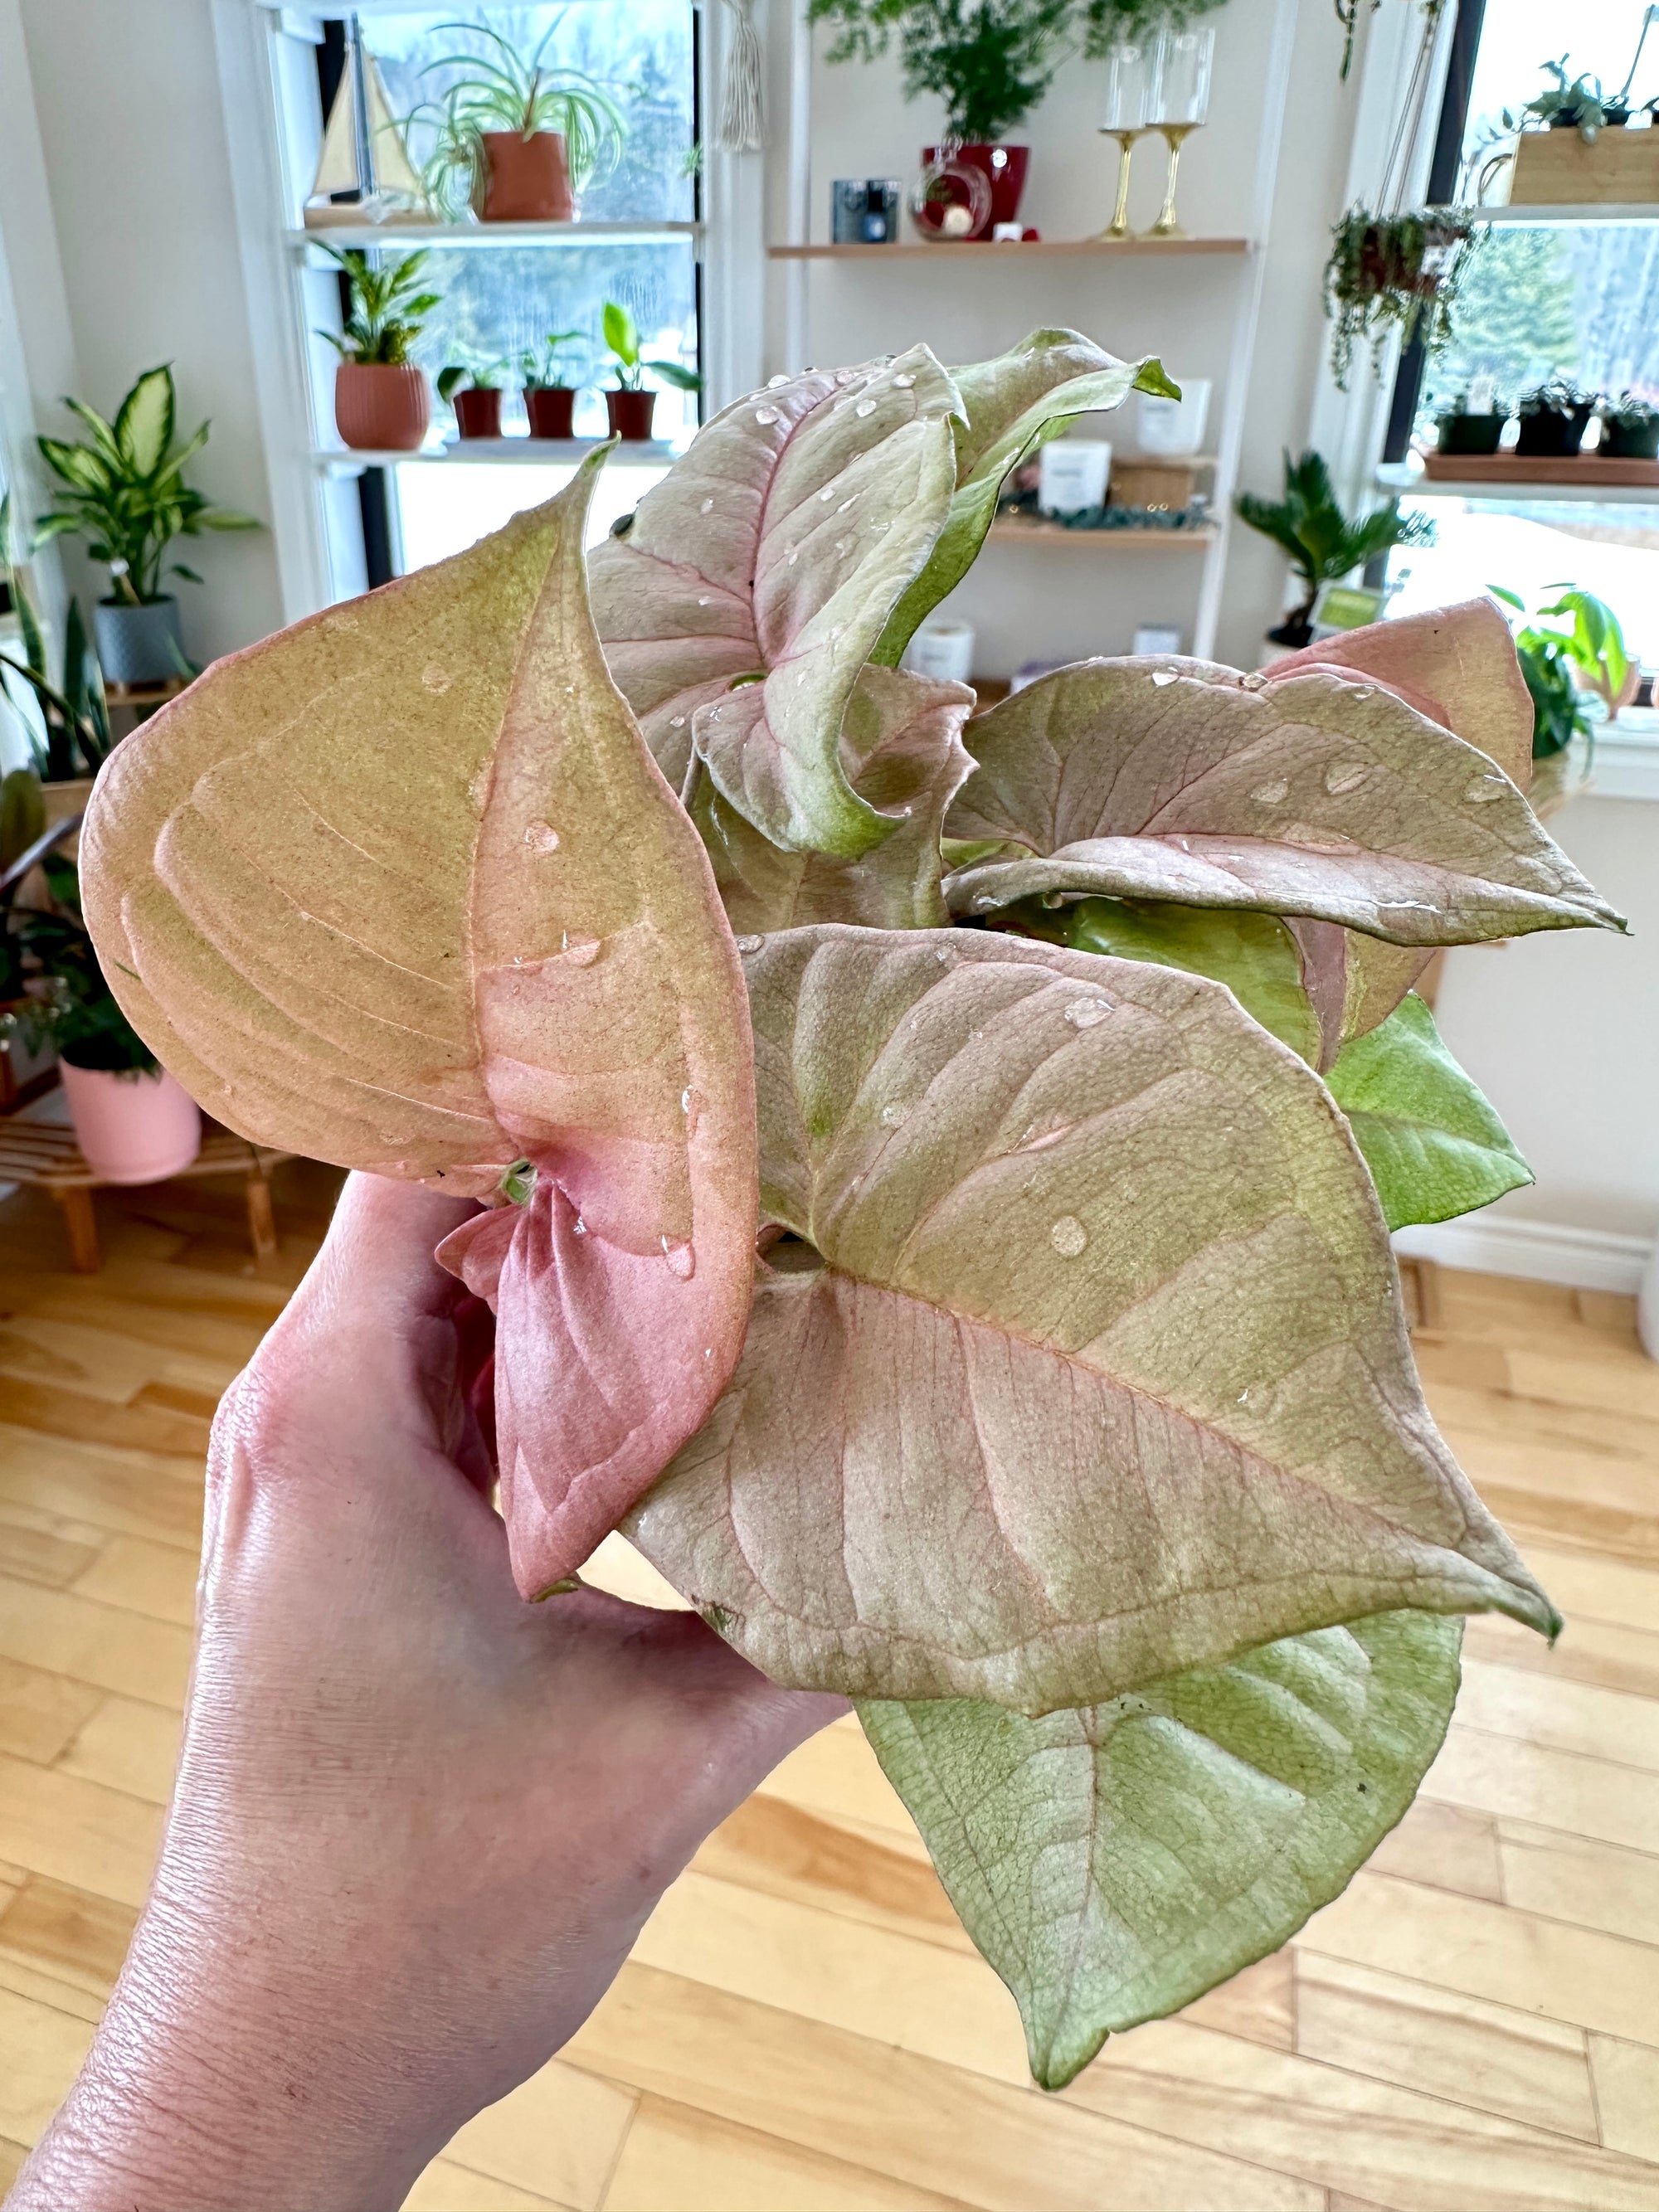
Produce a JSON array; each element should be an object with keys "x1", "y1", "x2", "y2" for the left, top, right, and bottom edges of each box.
[{"x1": 0, "y1": 1118, "x2": 290, "y2": 1272}]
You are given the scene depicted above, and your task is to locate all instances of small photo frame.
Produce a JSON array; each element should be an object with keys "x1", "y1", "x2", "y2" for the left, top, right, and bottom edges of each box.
[{"x1": 1311, "y1": 581, "x2": 1387, "y2": 634}]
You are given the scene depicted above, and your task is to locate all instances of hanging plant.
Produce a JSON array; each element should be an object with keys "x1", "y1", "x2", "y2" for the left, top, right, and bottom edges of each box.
[
  {"x1": 1324, "y1": 205, "x2": 1477, "y2": 390},
  {"x1": 1333, "y1": 0, "x2": 1445, "y2": 81}
]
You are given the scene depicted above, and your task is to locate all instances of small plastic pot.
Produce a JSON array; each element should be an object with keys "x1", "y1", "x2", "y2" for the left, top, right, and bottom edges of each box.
[
  {"x1": 606, "y1": 389, "x2": 656, "y2": 440},
  {"x1": 1602, "y1": 416, "x2": 1659, "y2": 460},
  {"x1": 453, "y1": 387, "x2": 504, "y2": 440},
  {"x1": 1515, "y1": 404, "x2": 1593, "y2": 457},
  {"x1": 479, "y1": 130, "x2": 573, "y2": 221},
  {"x1": 59, "y1": 1061, "x2": 202, "y2": 1184},
  {"x1": 1437, "y1": 411, "x2": 1507, "y2": 456},
  {"x1": 335, "y1": 362, "x2": 430, "y2": 452},
  {"x1": 524, "y1": 386, "x2": 577, "y2": 439}
]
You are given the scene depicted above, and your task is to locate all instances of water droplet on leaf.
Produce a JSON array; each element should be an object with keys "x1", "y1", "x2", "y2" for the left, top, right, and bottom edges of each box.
[
  {"x1": 1325, "y1": 762, "x2": 1369, "y2": 795},
  {"x1": 1151, "y1": 668, "x2": 1180, "y2": 688},
  {"x1": 819, "y1": 485, "x2": 836, "y2": 502},
  {"x1": 1064, "y1": 997, "x2": 1111, "y2": 1028},
  {"x1": 879, "y1": 1101, "x2": 908, "y2": 1129},
  {"x1": 562, "y1": 932, "x2": 601, "y2": 966},
  {"x1": 523, "y1": 820, "x2": 560, "y2": 852},
  {"x1": 736, "y1": 933, "x2": 763, "y2": 954},
  {"x1": 854, "y1": 397, "x2": 878, "y2": 417},
  {"x1": 422, "y1": 664, "x2": 451, "y2": 693},
  {"x1": 1466, "y1": 775, "x2": 1505, "y2": 803},
  {"x1": 754, "y1": 406, "x2": 780, "y2": 425},
  {"x1": 669, "y1": 714, "x2": 688, "y2": 728},
  {"x1": 699, "y1": 496, "x2": 714, "y2": 513},
  {"x1": 1252, "y1": 779, "x2": 1289, "y2": 805},
  {"x1": 893, "y1": 372, "x2": 916, "y2": 388},
  {"x1": 1050, "y1": 1215, "x2": 1087, "y2": 1257},
  {"x1": 767, "y1": 373, "x2": 789, "y2": 388},
  {"x1": 573, "y1": 1216, "x2": 587, "y2": 1236},
  {"x1": 662, "y1": 1237, "x2": 696, "y2": 1280}
]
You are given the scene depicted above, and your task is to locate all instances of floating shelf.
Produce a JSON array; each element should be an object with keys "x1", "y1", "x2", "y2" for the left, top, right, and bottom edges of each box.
[
  {"x1": 312, "y1": 439, "x2": 680, "y2": 469},
  {"x1": 985, "y1": 518, "x2": 1219, "y2": 549},
  {"x1": 1378, "y1": 459, "x2": 1659, "y2": 505},
  {"x1": 768, "y1": 237, "x2": 1251, "y2": 260},
  {"x1": 289, "y1": 221, "x2": 701, "y2": 253},
  {"x1": 1462, "y1": 202, "x2": 1659, "y2": 225}
]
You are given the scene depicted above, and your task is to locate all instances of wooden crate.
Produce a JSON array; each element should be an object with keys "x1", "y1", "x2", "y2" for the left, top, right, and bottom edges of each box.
[
  {"x1": 1108, "y1": 459, "x2": 1199, "y2": 511},
  {"x1": 1510, "y1": 126, "x2": 1659, "y2": 206}
]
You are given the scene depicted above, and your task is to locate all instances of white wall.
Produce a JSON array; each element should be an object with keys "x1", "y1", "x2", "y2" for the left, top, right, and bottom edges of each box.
[{"x1": 12, "y1": 0, "x2": 285, "y2": 668}]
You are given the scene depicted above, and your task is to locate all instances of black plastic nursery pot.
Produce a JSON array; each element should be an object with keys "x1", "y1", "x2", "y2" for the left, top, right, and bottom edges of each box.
[
  {"x1": 1437, "y1": 411, "x2": 1507, "y2": 456},
  {"x1": 1515, "y1": 406, "x2": 1594, "y2": 457},
  {"x1": 1603, "y1": 417, "x2": 1659, "y2": 460}
]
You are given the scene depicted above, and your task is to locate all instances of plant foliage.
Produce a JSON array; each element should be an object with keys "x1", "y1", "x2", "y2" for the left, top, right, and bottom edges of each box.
[
  {"x1": 2, "y1": 854, "x2": 158, "y2": 1073},
  {"x1": 319, "y1": 247, "x2": 442, "y2": 367},
  {"x1": 1492, "y1": 583, "x2": 1629, "y2": 756},
  {"x1": 32, "y1": 366, "x2": 260, "y2": 607},
  {"x1": 0, "y1": 494, "x2": 112, "y2": 782},
  {"x1": 1325, "y1": 208, "x2": 1477, "y2": 391},
  {"x1": 418, "y1": 16, "x2": 627, "y2": 204},
  {"x1": 80, "y1": 328, "x2": 1623, "y2": 2090},
  {"x1": 601, "y1": 301, "x2": 701, "y2": 394},
  {"x1": 1234, "y1": 450, "x2": 1434, "y2": 636}
]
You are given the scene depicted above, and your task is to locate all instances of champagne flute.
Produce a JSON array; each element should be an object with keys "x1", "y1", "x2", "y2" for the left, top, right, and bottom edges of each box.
[
  {"x1": 1146, "y1": 27, "x2": 1214, "y2": 241},
  {"x1": 1093, "y1": 43, "x2": 1153, "y2": 241}
]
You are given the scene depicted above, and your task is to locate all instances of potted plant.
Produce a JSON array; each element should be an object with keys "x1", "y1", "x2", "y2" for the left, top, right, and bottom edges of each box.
[
  {"x1": 30, "y1": 366, "x2": 260, "y2": 688},
  {"x1": 1324, "y1": 208, "x2": 1477, "y2": 391},
  {"x1": 521, "y1": 331, "x2": 585, "y2": 440},
  {"x1": 601, "y1": 303, "x2": 701, "y2": 441},
  {"x1": 1, "y1": 492, "x2": 112, "y2": 816},
  {"x1": 421, "y1": 20, "x2": 626, "y2": 222},
  {"x1": 320, "y1": 246, "x2": 440, "y2": 454},
  {"x1": 1598, "y1": 391, "x2": 1659, "y2": 462},
  {"x1": 1435, "y1": 391, "x2": 1508, "y2": 457},
  {"x1": 2, "y1": 851, "x2": 200, "y2": 1182},
  {"x1": 436, "y1": 361, "x2": 509, "y2": 440},
  {"x1": 1508, "y1": 28, "x2": 1659, "y2": 202},
  {"x1": 2, "y1": 771, "x2": 56, "y2": 1111},
  {"x1": 1515, "y1": 377, "x2": 1595, "y2": 458},
  {"x1": 1236, "y1": 448, "x2": 1434, "y2": 650}
]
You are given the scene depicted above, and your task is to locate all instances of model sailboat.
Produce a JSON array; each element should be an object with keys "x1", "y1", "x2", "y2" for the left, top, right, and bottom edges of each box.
[{"x1": 303, "y1": 17, "x2": 435, "y2": 230}]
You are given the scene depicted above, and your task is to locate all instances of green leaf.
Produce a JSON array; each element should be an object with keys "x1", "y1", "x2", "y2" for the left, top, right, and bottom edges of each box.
[
  {"x1": 588, "y1": 351, "x2": 961, "y2": 856},
  {"x1": 628, "y1": 926, "x2": 1554, "y2": 1712},
  {"x1": 873, "y1": 330, "x2": 1164, "y2": 666},
  {"x1": 1326, "y1": 994, "x2": 1531, "y2": 1231},
  {"x1": 36, "y1": 437, "x2": 114, "y2": 496},
  {"x1": 1058, "y1": 897, "x2": 1322, "y2": 1062},
  {"x1": 114, "y1": 366, "x2": 176, "y2": 479},
  {"x1": 945, "y1": 655, "x2": 1625, "y2": 946},
  {"x1": 602, "y1": 299, "x2": 639, "y2": 365},
  {"x1": 859, "y1": 1608, "x2": 1462, "y2": 2089}
]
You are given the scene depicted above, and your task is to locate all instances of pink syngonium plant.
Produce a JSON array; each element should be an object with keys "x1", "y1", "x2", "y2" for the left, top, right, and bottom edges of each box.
[{"x1": 81, "y1": 332, "x2": 1624, "y2": 2090}]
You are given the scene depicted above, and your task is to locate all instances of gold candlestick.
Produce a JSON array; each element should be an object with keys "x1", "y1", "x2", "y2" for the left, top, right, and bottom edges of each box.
[{"x1": 1147, "y1": 122, "x2": 1198, "y2": 239}]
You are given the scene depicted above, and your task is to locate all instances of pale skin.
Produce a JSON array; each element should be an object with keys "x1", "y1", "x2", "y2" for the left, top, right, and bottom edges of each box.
[{"x1": 9, "y1": 1174, "x2": 844, "y2": 2212}]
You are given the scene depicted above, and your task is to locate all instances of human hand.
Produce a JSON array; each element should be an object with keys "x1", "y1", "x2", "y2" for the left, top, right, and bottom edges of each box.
[{"x1": 11, "y1": 1175, "x2": 844, "y2": 2212}]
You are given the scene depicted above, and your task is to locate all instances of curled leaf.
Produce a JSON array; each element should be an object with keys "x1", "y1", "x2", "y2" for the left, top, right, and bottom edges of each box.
[
  {"x1": 80, "y1": 456, "x2": 757, "y2": 1593},
  {"x1": 588, "y1": 350, "x2": 962, "y2": 855},
  {"x1": 874, "y1": 329, "x2": 1167, "y2": 665},
  {"x1": 945, "y1": 657, "x2": 1623, "y2": 946},
  {"x1": 694, "y1": 664, "x2": 975, "y2": 934},
  {"x1": 628, "y1": 926, "x2": 1554, "y2": 1712},
  {"x1": 860, "y1": 1610, "x2": 1461, "y2": 2089}
]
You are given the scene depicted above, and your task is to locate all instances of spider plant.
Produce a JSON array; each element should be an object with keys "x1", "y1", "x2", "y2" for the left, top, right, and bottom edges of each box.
[
  {"x1": 601, "y1": 304, "x2": 701, "y2": 396},
  {"x1": 317, "y1": 247, "x2": 441, "y2": 367},
  {"x1": 421, "y1": 17, "x2": 627, "y2": 202}
]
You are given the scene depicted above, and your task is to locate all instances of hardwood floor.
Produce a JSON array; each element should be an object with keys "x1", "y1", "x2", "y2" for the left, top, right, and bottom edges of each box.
[{"x1": 1, "y1": 1167, "x2": 1657, "y2": 2211}]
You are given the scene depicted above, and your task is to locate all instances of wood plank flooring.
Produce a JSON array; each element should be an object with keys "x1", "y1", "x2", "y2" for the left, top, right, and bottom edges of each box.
[{"x1": 1, "y1": 1167, "x2": 1657, "y2": 2211}]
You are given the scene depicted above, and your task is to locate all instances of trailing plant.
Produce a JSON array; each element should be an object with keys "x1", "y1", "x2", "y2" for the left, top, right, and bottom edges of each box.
[
  {"x1": 319, "y1": 247, "x2": 441, "y2": 367},
  {"x1": 808, "y1": 0, "x2": 1074, "y2": 140},
  {"x1": 32, "y1": 366, "x2": 259, "y2": 609},
  {"x1": 80, "y1": 328, "x2": 1623, "y2": 2091},
  {"x1": 1493, "y1": 584, "x2": 1631, "y2": 749},
  {"x1": 1325, "y1": 207, "x2": 1477, "y2": 390},
  {"x1": 1235, "y1": 449, "x2": 1433, "y2": 646},
  {"x1": 419, "y1": 17, "x2": 626, "y2": 205},
  {"x1": 601, "y1": 302, "x2": 700, "y2": 394},
  {"x1": 1331, "y1": 0, "x2": 1444, "y2": 81},
  {"x1": 1079, "y1": 0, "x2": 1228, "y2": 49},
  {"x1": 0, "y1": 493, "x2": 111, "y2": 781},
  {"x1": 2, "y1": 853, "x2": 158, "y2": 1073},
  {"x1": 520, "y1": 330, "x2": 586, "y2": 389}
]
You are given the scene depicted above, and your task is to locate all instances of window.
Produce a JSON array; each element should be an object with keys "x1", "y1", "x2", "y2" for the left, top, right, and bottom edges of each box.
[
  {"x1": 1383, "y1": 0, "x2": 1659, "y2": 669},
  {"x1": 272, "y1": 2, "x2": 702, "y2": 589}
]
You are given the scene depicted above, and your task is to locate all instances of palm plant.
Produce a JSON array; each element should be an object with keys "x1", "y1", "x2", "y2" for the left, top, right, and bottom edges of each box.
[
  {"x1": 319, "y1": 247, "x2": 440, "y2": 367},
  {"x1": 1235, "y1": 450, "x2": 1434, "y2": 645},
  {"x1": 0, "y1": 492, "x2": 112, "y2": 781},
  {"x1": 32, "y1": 366, "x2": 259, "y2": 609},
  {"x1": 421, "y1": 17, "x2": 627, "y2": 205}
]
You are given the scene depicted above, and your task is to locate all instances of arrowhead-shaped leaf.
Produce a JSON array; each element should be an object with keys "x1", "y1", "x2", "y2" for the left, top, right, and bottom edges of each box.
[
  {"x1": 859, "y1": 1608, "x2": 1461, "y2": 2089},
  {"x1": 873, "y1": 329, "x2": 1169, "y2": 666},
  {"x1": 587, "y1": 350, "x2": 962, "y2": 856},
  {"x1": 1325, "y1": 993, "x2": 1531, "y2": 1230},
  {"x1": 627, "y1": 927, "x2": 1554, "y2": 1712},
  {"x1": 1264, "y1": 597, "x2": 1533, "y2": 789},
  {"x1": 693, "y1": 664, "x2": 975, "y2": 934},
  {"x1": 80, "y1": 455, "x2": 757, "y2": 1594},
  {"x1": 944, "y1": 658, "x2": 1623, "y2": 946}
]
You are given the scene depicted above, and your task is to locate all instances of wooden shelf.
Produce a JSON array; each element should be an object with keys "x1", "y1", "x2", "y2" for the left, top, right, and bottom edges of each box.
[
  {"x1": 312, "y1": 439, "x2": 680, "y2": 469},
  {"x1": 290, "y1": 221, "x2": 701, "y2": 252},
  {"x1": 1466, "y1": 203, "x2": 1659, "y2": 225},
  {"x1": 769, "y1": 237, "x2": 1251, "y2": 260},
  {"x1": 985, "y1": 518, "x2": 1218, "y2": 549},
  {"x1": 1379, "y1": 459, "x2": 1659, "y2": 505}
]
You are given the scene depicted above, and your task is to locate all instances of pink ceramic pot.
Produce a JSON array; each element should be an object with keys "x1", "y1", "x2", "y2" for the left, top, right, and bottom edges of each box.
[{"x1": 59, "y1": 1062, "x2": 202, "y2": 1184}]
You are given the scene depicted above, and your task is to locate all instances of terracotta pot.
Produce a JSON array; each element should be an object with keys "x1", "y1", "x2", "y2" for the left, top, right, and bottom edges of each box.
[
  {"x1": 59, "y1": 1061, "x2": 201, "y2": 1184},
  {"x1": 606, "y1": 389, "x2": 656, "y2": 440},
  {"x1": 453, "y1": 386, "x2": 503, "y2": 440},
  {"x1": 924, "y1": 143, "x2": 1029, "y2": 234},
  {"x1": 480, "y1": 129, "x2": 574, "y2": 222},
  {"x1": 524, "y1": 386, "x2": 577, "y2": 439},
  {"x1": 335, "y1": 362, "x2": 431, "y2": 452}
]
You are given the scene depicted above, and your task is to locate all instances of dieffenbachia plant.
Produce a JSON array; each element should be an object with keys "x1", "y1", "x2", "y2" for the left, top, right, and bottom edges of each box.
[{"x1": 80, "y1": 331, "x2": 1624, "y2": 2090}]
